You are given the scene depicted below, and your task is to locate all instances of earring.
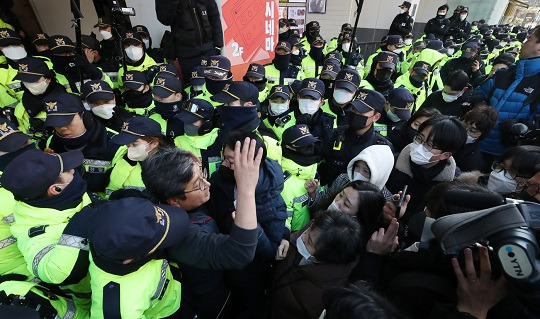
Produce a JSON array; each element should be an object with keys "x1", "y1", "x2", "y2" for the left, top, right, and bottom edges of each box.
[{"x1": 55, "y1": 186, "x2": 62, "y2": 193}]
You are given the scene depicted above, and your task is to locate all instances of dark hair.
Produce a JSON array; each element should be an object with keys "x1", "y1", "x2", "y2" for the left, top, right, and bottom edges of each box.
[
  {"x1": 425, "y1": 181, "x2": 504, "y2": 219},
  {"x1": 418, "y1": 115, "x2": 467, "y2": 153},
  {"x1": 323, "y1": 282, "x2": 401, "y2": 319},
  {"x1": 223, "y1": 130, "x2": 267, "y2": 162},
  {"x1": 533, "y1": 26, "x2": 540, "y2": 43},
  {"x1": 311, "y1": 210, "x2": 362, "y2": 264},
  {"x1": 510, "y1": 145, "x2": 540, "y2": 178},
  {"x1": 438, "y1": 4, "x2": 449, "y2": 11},
  {"x1": 406, "y1": 107, "x2": 441, "y2": 128},
  {"x1": 141, "y1": 147, "x2": 196, "y2": 202},
  {"x1": 318, "y1": 181, "x2": 385, "y2": 244},
  {"x1": 461, "y1": 105, "x2": 498, "y2": 139},
  {"x1": 493, "y1": 53, "x2": 516, "y2": 66},
  {"x1": 141, "y1": 135, "x2": 175, "y2": 152},
  {"x1": 443, "y1": 69, "x2": 469, "y2": 91}
]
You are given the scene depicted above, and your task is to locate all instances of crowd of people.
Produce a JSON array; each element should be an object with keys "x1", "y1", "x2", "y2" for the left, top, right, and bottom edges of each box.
[{"x1": 0, "y1": 1, "x2": 539, "y2": 318}]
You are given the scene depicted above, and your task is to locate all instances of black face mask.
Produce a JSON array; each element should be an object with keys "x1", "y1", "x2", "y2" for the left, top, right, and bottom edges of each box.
[
  {"x1": 282, "y1": 145, "x2": 321, "y2": 167},
  {"x1": 407, "y1": 126, "x2": 418, "y2": 142},
  {"x1": 205, "y1": 77, "x2": 231, "y2": 95},
  {"x1": 437, "y1": 14, "x2": 446, "y2": 19},
  {"x1": 273, "y1": 53, "x2": 291, "y2": 71},
  {"x1": 122, "y1": 89, "x2": 153, "y2": 109},
  {"x1": 243, "y1": 77, "x2": 267, "y2": 92},
  {"x1": 409, "y1": 74, "x2": 425, "y2": 88},
  {"x1": 374, "y1": 69, "x2": 392, "y2": 82},
  {"x1": 321, "y1": 79, "x2": 334, "y2": 99},
  {"x1": 219, "y1": 105, "x2": 259, "y2": 133},
  {"x1": 51, "y1": 54, "x2": 79, "y2": 79},
  {"x1": 218, "y1": 165, "x2": 235, "y2": 182},
  {"x1": 309, "y1": 46, "x2": 324, "y2": 63},
  {"x1": 25, "y1": 171, "x2": 88, "y2": 210},
  {"x1": 153, "y1": 100, "x2": 181, "y2": 120},
  {"x1": 56, "y1": 124, "x2": 93, "y2": 150},
  {"x1": 347, "y1": 113, "x2": 369, "y2": 131}
]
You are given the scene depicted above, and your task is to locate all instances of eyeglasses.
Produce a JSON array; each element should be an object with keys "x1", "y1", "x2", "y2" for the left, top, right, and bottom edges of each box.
[
  {"x1": 413, "y1": 134, "x2": 437, "y2": 152},
  {"x1": 491, "y1": 161, "x2": 528, "y2": 180},
  {"x1": 491, "y1": 161, "x2": 504, "y2": 172},
  {"x1": 516, "y1": 182, "x2": 540, "y2": 196},
  {"x1": 182, "y1": 166, "x2": 208, "y2": 194},
  {"x1": 462, "y1": 122, "x2": 482, "y2": 137}
]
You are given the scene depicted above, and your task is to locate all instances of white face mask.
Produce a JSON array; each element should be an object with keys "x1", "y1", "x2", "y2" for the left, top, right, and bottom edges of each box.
[
  {"x1": 487, "y1": 170, "x2": 517, "y2": 194},
  {"x1": 500, "y1": 41, "x2": 508, "y2": 47},
  {"x1": 298, "y1": 98, "x2": 320, "y2": 115},
  {"x1": 2, "y1": 45, "x2": 27, "y2": 60},
  {"x1": 91, "y1": 103, "x2": 115, "y2": 119},
  {"x1": 279, "y1": 27, "x2": 288, "y2": 34},
  {"x1": 437, "y1": 11, "x2": 446, "y2": 16},
  {"x1": 142, "y1": 39, "x2": 150, "y2": 49},
  {"x1": 127, "y1": 142, "x2": 150, "y2": 161},
  {"x1": 327, "y1": 200, "x2": 340, "y2": 212},
  {"x1": 410, "y1": 142, "x2": 437, "y2": 165},
  {"x1": 292, "y1": 49, "x2": 300, "y2": 56},
  {"x1": 442, "y1": 90, "x2": 462, "y2": 103},
  {"x1": 393, "y1": 48, "x2": 403, "y2": 54},
  {"x1": 404, "y1": 39, "x2": 413, "y2": 46},
  {"x1": 83, "y1": 101, "x2": 91, "y2": 110},
  {"x1": 460, "y1": 14, "x2": 467, "y2": 21},
  {"x1": 386, "y1": 109, "x2": 401, "y2": 122},
  {"x1": 296, "y1": 230, "x2": 314, "y2": 261},
  {"x1": 447, "y1": 48, "x2": 455, "y2": 56},
  {"x1": 353, "y1": 171, "x2": 370, "y2": 182},
  {"x1": 125, "y1": 45, "x2": 144, "y2": 62},
  {"x1": 333, "y1": 89, "x2": 354, "y2": 105},
  {"x1": 465, "y1": 134, "x2": 476, "y2": 144},
  {"x1": 472, "y1": 26, "x2": 478, "y2": 31},
  {"x1": 269, "y1": 102, "x2": 289, "y2": 116},
  {"x1": 192, "y1": 84, "x2": 203, "y2": 92},
  {"x1": 23, "y1": 80, "x2": 48, "y2": 95},
  {"x1": 400, "y1": 8, "x2": 406, "y2": 14},
  {"x1": 342, "y1": 42, "x2": 351, "y2": 52},
  {"x1": 99, "y1": 30, "x2": 113, "y2": 40}
]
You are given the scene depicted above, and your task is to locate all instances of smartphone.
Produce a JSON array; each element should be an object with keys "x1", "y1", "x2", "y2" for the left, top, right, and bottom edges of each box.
[{"x1": 396, "y1": 185, "x2": 408, "y2": 221}]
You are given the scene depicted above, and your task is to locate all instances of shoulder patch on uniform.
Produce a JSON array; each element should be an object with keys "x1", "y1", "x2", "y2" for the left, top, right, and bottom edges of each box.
[
  {"x1": 283, "y1": 170, "x2": 292, "y2": 182},
  {"x1": 28, "y1": 225, "x2": 48, "y2": 238}
]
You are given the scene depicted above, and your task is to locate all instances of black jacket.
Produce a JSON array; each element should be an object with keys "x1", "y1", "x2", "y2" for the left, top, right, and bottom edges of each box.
[
  {"x1": 156, "y1": 0, "x2": 224, "y2": 58},
  {"x1": 424, "y1": 16, "x2": 450, "y2": 40},
  {"x1": 453, "y1": 141, "x2": 485, "y2": 173},
  {"x1": 389, "y1": 12, "x2": 414, "y2": 38},
  {"x1": 419, "y1": 89, "x2": 472, "y2": 118},
  {"x1": 440, "y1": 56, "x2": 485, "y2": 84},
  {"x1": 448, "y1": 18, "x2": 471, "y2": 42}
]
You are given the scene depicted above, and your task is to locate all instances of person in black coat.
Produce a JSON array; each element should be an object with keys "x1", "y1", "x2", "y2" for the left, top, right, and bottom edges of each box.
[
  {"x1": 420, "y1": 69, "x2": 472, "y2": 118},
  {"x1": 440, "y1": 42, "x2": 485, "y2": 83},
  {"x1": 388, "y1": 107, "x2": 442, "y2": 155},
  {"x1": 448, "y1": 6, "x2": 472, "y2": 42},
  {"x1": 424, "y1": 5, "x2": 450, "y2": 40},
  {"x1": 453, "y1": 106, "x2": 498, "y2": 173},
  {"x1": 388, "y1": 1, "x2": 414, "y2": 38},
  {"x1": 156, "y1": 0, "x2": 224, "y2": 83}
]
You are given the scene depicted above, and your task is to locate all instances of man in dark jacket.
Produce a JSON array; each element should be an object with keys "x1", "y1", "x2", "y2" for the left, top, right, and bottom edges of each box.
[
  {"x1": 448, "y1": 6, "x2": 472, "y2": 42},
  {"x1": 388, "y1": 1, "x2": 414, "y2": 38},
  {"x1": 440, "y1": 41, "x2": 485, "y2": 83},
  {"x1": 155, "y1": 0, "x2": 224, "y2": 83},
  {"x1": 424, "y1": 5, "x2": 450, "y2": 40}
]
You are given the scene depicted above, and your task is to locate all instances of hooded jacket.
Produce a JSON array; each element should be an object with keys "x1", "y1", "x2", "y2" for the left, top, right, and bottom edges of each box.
[{"x1": 346, "y1": 144, "x2": 394, "y2": 190}]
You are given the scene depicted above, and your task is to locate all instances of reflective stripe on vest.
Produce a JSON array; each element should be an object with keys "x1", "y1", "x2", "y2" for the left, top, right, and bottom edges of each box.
[
  {"x1": 58, "y1": 234, "x2": 89, "y2": 251},
  {"x1": 7, "y1": 81, "x2": 22, "y2": 92},
  {"x1": 3, "y1": 101, "x2": 18, "y2": 109},
  {"x1": 150, "y1": 259, "x2": 169, "y2": 306},
  {"x1": 84, "y1": 159, "x2": 112, "y2": 174},
  {"x1": 2, "y1": 213, "x2": 14, "y2": 224},
  {"x1": 292, "y1": 193, "x2": 309, "y2": 205},
  {"x1": 106, "y1": 185, "x2": 146, "y2": 196},
  {"x1": 0, "y1": 235, "x2": 16, "y2": 249},
  {"x1": 55, "y1": 297, "x2": 76, "y2": 319},
  {"x1": 32, "y1": 244, "x2": 55, "y2": 277}
]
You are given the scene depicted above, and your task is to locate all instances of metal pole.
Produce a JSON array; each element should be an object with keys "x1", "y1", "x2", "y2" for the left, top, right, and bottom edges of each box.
[
  {"x1": 347, "y1": 0, "x2": 364, "y2": 65},
  {"x1": 70, "y1": 0, "x2": 84, "y2": 88}
]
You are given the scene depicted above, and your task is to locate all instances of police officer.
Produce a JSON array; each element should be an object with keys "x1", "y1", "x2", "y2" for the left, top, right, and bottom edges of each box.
[
  {"x1": 11, "y1": 57, "x2": 64, "y2": 138},
  {"x1": 278, "y1": 18, "x2": 292, "y2": 42},
  {"x1": 1, "y1": 149, "x2": 92, "y2": 313},
  {"x1": 121, "y1": 70, "x2": 155, "y2": 116},
  {"x1": 81, "y1": 35, "x2": 120, "y2": 89},
  {"x1": 117, "y1": 31, "x2": 158, "y2": 88},
  {"x1": 88, "y1": 198, "x2": 187, "y2": 318},
  {"x1": 424, "y1": 5, "x2": 450, "y2": 40},
  {"x1": 364, "y1": 51, "x2": 399, "y2": 98},
  {"x1": 185, "y1": 65, "x2": 205, "y2": 99},
  {"x1": 319, "y1": 89, "x2": 392, "y2": 185},
  {"x1": 265, "y1": 41, "x2": 303, "y2": 91},
  {"x1": 301, "y1": 36, "x2": 327, "y2": 78},
  {"x1": 133, "y1": 24, "x2": 166, "y2": 64},
  {"x1": 94, "y1": 17, "x2": 121, "y2": 63},
  {"x1": 212, "y1": 81, "x2": 282, "y2": 162},
  {"x1": 327, "y1": 23, "x2": 353, "y2": 53},
  {"x1": 196, "y1": 55, "x2": 233, "y2": 107},
  {"x1": 0, "y1": 118, "x2": 34, "y2": 280},
  {"x1": 280, "y1": 124, "x2": 322, "y2": 231},
  {"x1": 319, "y1": 61, "x2": 341, "y2": 100},
  {"x1": 440, "y1": 41, "x2": 484, "y2": 83},
  {"x1": 47, "y1": 35, "x2": 104, "y2": 94},
  {"x1": 448, "y1": 6, "x2": 472, "y2": 42},
  {"x1": 300, "y1": 21, "x2": 322, "y2": 53},
  {"x1": 339, "y1": 33, "x2": 364, "y2": 73},
  {"x1": 42, "y1": 92, "x2": 126, "y2": 196},
  {"x1": 289, "y1": 36, "x2": 306, "y2": 67},
  {"x1": 0, "y1": 28, "x2": 27, "y2": 113},
  {"x1": 150, "y1": 71, "x2": 184, "y2": 137},
  {"x1": 389, "y1": 1, "x2": 414, "y2": 38},
  {"x1": 243, "y1": 63, "x2": 269, "y2": 102},
  {"x1": 107, "y1": 116, "x2": 174, "y2": 199},
  {"x1": 81, "y1": 80, "x2": 133, "y2": 132},
  {"x1": 394, "y1": 61, "x2": 431, "y2": 113},
  {"x1": 263, "y1": 85, "x2": 296, "y2": 140},
  {"x1": 322, "y1": 69, "x2": 361, "y2": 127},
  {"x1": 28, "y1": 32, "x2": 49, "y2": 55},
  {"x1": 377, "y1": 87, "x2": 415, "y2": 136},
  {"x1": 175, "y1": 99, "x2": 222, "y2": 176},
  {"x1": 364, "y1": 35, "x2": 404, "y2": 79},
  {"x1": 295, "y1": 78, "x2": 335, "y2": 142}
]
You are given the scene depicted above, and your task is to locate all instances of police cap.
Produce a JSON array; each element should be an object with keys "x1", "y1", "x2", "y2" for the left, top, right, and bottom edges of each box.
[
  {"x1": 211, "y1": 81, "x2": 259, "y2": 105},
  {"x1": 299, "y1": 78, "x2": 325, "y2": 100},
  {"x1": 152, "y1": 72, "x2": 182, "y2": 98},
  {"x1": 176, "y1": 98, "x2": 214, "y2": 124},
  {"x1": 350, "y1": 89, "x2": 386, "y2": 114},
  {"x1": 81, "y1": 80, "x2": 115, "y2": 104},
  {"x1": 388, "y1": 87, "x2": 414, "y2": 121},
  {"x1": 282, "y1": 124, "x2": 320, "y2": 148},
  {"x1": 43, "y1": 92, "x2": 85, "y2": 127},
  {"x1": 335, "y1": 69, "x2": 361, "y2": 92},
  {"x1": 111, "y1": 117, "x2": 162, "y2": 145},
  {"x1": 0, "y1": 118, "x2": 30, "y2": 152},
  {"x1": 13, "y1": 57, "x2": 50, "y2": 83}
]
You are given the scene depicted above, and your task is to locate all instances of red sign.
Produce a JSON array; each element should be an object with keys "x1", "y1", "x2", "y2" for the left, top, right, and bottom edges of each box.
[{"x1": 221, "y1": 0, "x2": 279, "y2": 78}]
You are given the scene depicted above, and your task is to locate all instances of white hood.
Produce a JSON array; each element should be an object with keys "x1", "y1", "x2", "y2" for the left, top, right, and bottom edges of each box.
[{"x1": 346, "y1": 145, "x2": 394, "y2": 190}]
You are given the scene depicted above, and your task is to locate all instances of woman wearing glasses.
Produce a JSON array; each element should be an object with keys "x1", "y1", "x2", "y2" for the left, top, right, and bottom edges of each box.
[
  {"x1": 385, "y1": 115, "x2": 467, "y2": 221},
  {"x1": 106, "y1": 116, "x2": 175, "y2": 199}
]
